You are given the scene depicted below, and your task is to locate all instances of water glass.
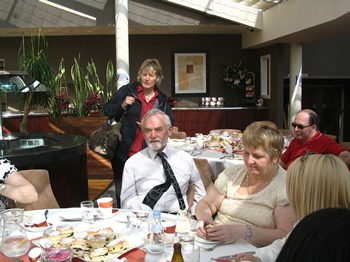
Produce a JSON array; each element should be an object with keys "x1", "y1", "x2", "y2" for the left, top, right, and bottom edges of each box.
[
  {"x1": 182, "y1": 244, "x2": 200, "y2": 262},
  {"x1": 80, "y1": 200, "x2": 94, "y2": 224}
]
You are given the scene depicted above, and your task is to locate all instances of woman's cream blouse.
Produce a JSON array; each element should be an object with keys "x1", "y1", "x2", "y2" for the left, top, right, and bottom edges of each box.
[{"x1": 214, "y1": 164, "x2": 288, "y2": 229}]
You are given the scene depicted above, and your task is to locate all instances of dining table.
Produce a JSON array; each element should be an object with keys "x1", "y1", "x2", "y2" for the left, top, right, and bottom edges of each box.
[
  {"x1": 0, "y1": 208, "x2": 256, "y2": 262},
  {"x1": 168, "y1": 138, "x2": 244, "y2": 178}
]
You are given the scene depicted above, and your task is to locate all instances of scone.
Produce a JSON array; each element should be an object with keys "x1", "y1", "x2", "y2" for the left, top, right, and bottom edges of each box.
[
  {"x1": 107, "y1": 238, "x2": 128, "y2": 254},
  {"x1": 98, "y1": 227, "x2": 115, "y2": 242},
  {"x1": 87, "y1": 234, "x2": 107, "y2": 249},
  {"x1": 60, "y1": 237, "x2": 75, "y2": 247},
  {"x1": 73, "y1": 231, "x2": 88, "y2": 240},
  {"x1": 87, "y1": 227, "x2": 101, "y2": 235},
  {"x1": 88, "y1": 247, "x2": 110, "y2": 261},
  {"x1": 56, "y1": 224, "x2": 74, "y2": 238},
  {"x1": 43, "y1": 229, "x2": 62, "y2": 247},
  {"x1": 70, "y1": 239, "x2": 90, "y2": 257}
]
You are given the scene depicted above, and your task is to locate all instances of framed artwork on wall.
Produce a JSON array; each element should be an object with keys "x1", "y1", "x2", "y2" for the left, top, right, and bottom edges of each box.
[{"x1": 171, "y1": 50, "x2": 209, "y2": 96}]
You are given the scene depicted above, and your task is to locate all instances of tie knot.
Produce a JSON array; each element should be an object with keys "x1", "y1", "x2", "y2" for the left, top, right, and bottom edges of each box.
[{"x1": 157, "y1": 152, "x2": 166, "y2": 159}]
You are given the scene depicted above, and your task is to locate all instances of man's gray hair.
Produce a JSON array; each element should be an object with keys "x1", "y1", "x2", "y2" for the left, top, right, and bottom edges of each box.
[{"x1": 141, "y1": 109, "x2": 171, "y2": 129}]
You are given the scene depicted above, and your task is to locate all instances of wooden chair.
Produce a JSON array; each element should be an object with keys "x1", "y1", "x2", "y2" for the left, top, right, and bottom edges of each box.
[
  {"x1": 170, "y1": 126, "x2": 187, "y2": 139},
  {"x1": 210, "y1": 129, "x2": 242, "y2": 135},
  {"x1": 339, "y1": 142, "x2": 350, "y2": 151},
  {"x1": 324, "y1": 134, "x2": 337, "y2": 141},
  {"x1": 8, "y1": 169, "x2": 60, "y2": 210},
  {"x1": 279, "y1": 129, "x2": 295, "y2": 137},
  {"x1": 187, "y1": 158, "x2": 216, "y2": 210}
]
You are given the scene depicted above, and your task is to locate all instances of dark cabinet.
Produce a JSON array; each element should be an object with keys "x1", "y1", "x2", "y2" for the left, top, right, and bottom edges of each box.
[{"x1": 172, "y1": 108, "x2": 268, "y2": 137}]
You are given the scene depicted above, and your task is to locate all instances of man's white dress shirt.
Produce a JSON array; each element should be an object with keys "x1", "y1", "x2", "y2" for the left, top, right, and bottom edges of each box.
[{"x1": 121, "y1": 145, "x2": 206, "y2": 214}]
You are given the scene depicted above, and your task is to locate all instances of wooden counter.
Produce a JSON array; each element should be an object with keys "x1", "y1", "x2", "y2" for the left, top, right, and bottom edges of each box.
[{"x1": 172, "y1": 107, "x2": 268, "y2": 136}]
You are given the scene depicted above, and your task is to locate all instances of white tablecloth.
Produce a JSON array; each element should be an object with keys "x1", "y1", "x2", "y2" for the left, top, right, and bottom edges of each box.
[
  {"x1": 25, "y1": 208, "x2": 256, "y2": 262},
  {"x1": 168, "y1": 139, "x2": 244, "y2": 178}
]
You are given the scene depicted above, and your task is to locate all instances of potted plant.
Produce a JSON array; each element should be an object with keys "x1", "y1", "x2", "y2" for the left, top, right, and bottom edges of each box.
[
  {"x1": 223, "y1": 61, "x2": 248, "y2": 106},
  {"x1": 18, "y1": 29, "x2": 55, "y2": 133}
]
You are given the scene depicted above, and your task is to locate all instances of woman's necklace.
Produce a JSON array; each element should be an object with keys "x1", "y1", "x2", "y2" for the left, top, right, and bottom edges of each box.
[
  {"x1": 246, "y1": 167, "x2": 278, "y2": 195},
  {"x1": 144, "y1": 91, "x2": 154, "y2": 102}
]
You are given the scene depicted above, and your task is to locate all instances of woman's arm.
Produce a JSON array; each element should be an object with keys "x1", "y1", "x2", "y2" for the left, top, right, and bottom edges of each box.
[
  {"x1": 195, "y1": 186, "x2": 225, "y2": 238},
  {"x1": 206, "y1": 204, "x2": 296, "y2": 247},
  {"x1": 2, "y1": 171, "x2": 38, "y2": 203}
]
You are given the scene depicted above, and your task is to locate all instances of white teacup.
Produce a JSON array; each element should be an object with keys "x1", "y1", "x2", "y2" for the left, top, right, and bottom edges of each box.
[{"x1": 96, "y1": 197, "x2": 113, "y2": 216}]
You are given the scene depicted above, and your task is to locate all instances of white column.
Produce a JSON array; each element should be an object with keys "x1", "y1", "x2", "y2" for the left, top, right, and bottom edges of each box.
[
  {"x1": 289, "y1": 43, "x2": 303, "y2": 128},
  {"x1": 115, "y1": 0, "x2": 130, "y2": 89}
]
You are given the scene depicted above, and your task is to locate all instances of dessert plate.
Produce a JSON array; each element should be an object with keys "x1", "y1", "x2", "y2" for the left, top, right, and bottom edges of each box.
[
  {"x1": 115, "y1": 212, "x2": 137, "y2": 223},
  {"x1": 194, "y1": 232, "x2": 220, "y2": 244},
  {"x1": 96, "y1": 210, "x2": 119, "y2": 219},
  {"x1": 24, "y1": 223, "x2": 53, "y2": 232}
]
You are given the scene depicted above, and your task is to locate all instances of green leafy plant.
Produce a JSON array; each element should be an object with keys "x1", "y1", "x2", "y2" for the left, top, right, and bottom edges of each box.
[
  {"x1": 223, "y1": 61, "x2": 248, "y2": 90},
  {"x1": 47, "y1": 57, "x2": 69, "y2": 118},
  {"x1": 18, "y1": 29, "x2": 55, "y2": 132},
  {"x1": 70, "y1": 57, "x2": 117, "y2": 117}
]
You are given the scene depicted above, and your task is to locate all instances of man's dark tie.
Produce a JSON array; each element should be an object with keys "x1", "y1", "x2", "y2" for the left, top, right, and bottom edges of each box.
[{"x1": 143, "y1": 152, "x2": 186, "y2": 210}]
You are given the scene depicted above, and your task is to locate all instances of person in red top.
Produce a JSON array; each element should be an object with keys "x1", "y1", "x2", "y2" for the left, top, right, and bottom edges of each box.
[{"x1": 279, "y1": 109, "x2": 350, "y2": 170}]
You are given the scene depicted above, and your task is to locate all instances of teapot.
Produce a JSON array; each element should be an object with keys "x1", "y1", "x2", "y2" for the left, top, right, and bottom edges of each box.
[
  {"x1": 0, "y1": 208, "x2": 30, "y2": 257},
  {"x1": 143, "y1": 244, "x2": 166, "y2": 262}
]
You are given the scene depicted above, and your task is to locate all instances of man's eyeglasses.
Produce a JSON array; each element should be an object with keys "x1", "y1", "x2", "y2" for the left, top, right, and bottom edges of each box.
[
  {"x1": 291, "y1": 123, "x2": 313, "y2": 130},
  {"x1": 301, "y1": 149, "x2": 316, "y2": 162}
]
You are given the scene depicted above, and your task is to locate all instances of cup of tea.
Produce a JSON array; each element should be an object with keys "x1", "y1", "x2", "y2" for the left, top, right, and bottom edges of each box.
[{"x1": 96, "y1": 197, "x2": 113, "y2": 216}]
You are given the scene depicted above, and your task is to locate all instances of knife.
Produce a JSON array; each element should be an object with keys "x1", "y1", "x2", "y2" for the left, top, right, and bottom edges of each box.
[{"x1": 211, "y1": 251, "x2": 255, "y2": 261}]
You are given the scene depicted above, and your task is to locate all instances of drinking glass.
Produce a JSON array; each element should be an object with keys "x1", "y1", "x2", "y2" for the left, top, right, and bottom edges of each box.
[
  {"x1": 80, "y1": 200, "x2": 94, "y2": 224},
  {"x1": 176, "y1": 210, "x2": 191, "y2": 239},
  {"x1": 209, "y1": 131, "x2": 220, "y2": 149},
  {"x1": 182, "y1": 244, "x2": 200, "y2": 262}
]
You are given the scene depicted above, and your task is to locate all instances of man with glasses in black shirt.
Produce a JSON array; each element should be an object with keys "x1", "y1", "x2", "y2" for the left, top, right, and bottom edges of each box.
[{"x1": 279, "y1": 109, "x2": 350, "y2": 169}]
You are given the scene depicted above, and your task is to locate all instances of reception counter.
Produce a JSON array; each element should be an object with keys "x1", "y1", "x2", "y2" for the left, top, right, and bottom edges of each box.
[
  {"x1": 1, "y1": 133, "x2": 89, "y2": 207},
  {"x1": 172, "y1": 106, "x2": 268, "y2": 136}
]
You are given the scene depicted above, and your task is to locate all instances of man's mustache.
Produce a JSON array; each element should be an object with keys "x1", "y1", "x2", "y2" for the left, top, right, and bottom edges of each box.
[{"x1": 149, "y1": 138, "x2": 161, "y2": 143}]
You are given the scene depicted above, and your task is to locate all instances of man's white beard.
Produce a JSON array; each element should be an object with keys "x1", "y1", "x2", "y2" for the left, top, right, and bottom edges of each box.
[{"x1": 147, "y1": 134, "x2": 168, "y2": 151}]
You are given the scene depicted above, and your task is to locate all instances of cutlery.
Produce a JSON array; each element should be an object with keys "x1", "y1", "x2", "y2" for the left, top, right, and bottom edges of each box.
[
  {"x1": 220, "y1": 154, "x2": 233, "y2": 159},
  {"x1": 126, "y1": 215, "x2": 131, "y2": 228},
  {"x1": 201, "y1": 240, "x2": 235, "y2": 251},
  {"x1": 59, "y1": 216, "x2": 102, "y2": 222},
  {"x1": 211, "y1": 251, "x2": 255, "y2": 260}
]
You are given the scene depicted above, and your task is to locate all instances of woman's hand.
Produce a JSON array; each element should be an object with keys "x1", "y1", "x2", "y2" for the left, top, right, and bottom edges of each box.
[
  {"x1": 235, "y1": 253, "x2": 261, "y2": 262},
  {"x1": 122, "y1": 95, "x2": 135, "y2": 108},
  {"x1": 206, "y1": 224, "x2": 245, "y2": 242},
  {"x1": 196, "y1": 218, "x2": 213, "y2": 239}
]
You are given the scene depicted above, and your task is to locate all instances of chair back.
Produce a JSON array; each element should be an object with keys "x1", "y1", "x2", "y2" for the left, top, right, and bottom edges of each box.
[
  {"x1": 279, "y1": 129, "x2": 295, "y2": 137},
  {"x1": 13, "y1": 169, "x2": 60, "y2": 210},
  {"x1": 187, "y1": 158, "x2": 216, "y2": 210},
  {"x1": 170, "y1": 126, "x2": 187, "y2": 139},
  {"x1": 170, "y1": 131, "x2": 187, "y2": 139},
  {"x1": 339, "y1": 142, "x2": 350, "y2": 151},
  {"x1": 324, "y1": 134, "x2": 337, "y2": 141}
]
